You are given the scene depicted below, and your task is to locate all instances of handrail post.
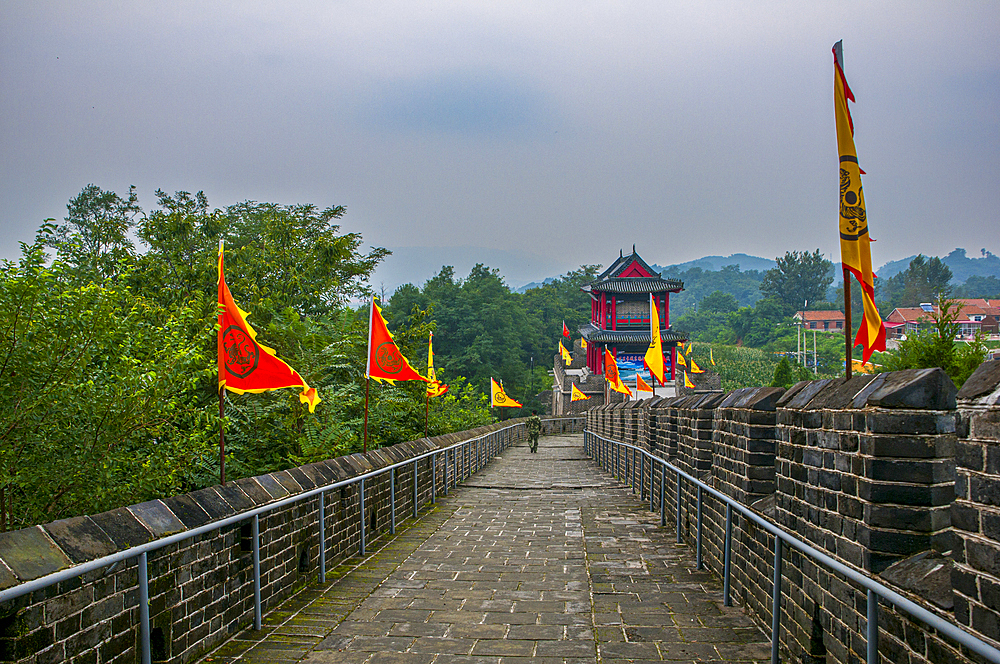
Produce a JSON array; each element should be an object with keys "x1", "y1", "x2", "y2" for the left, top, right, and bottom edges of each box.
[
  {"x1": 138, "y1": 551, "x2": 151, "y2": 664},
  {"x1": 252, "y1": 514, "x2": 261, "y2": 630},
  {"x1": 675, "y1": 469, "x2": 682, "y2": 544},
  {"x1": 359, "y1": 478, "x2": 366, "y2": 556},
  {"x1": 868, "y1": 589, "x2": 879, "y2": 664},
  {"x1": 413, "y1": 459, "x2": 419, "y2": 519},
  {"x1": 390, "y1": 467, "x2": 396, "y2": 535},
  {"x1": 649, "y1": 454, "x2": 655, "y2": 512},
  {"x1": 318, "y1": 491, "x2": 326, "y2": 582},
  {"x1": 431, "y1": 451, "x2": 436, "y2": 504},
  {"x1": 724, "y1": 504, "x2": 732, "y2": 606},
  {"x1": 696, "y1": 486, "x2": 703, "y2": 570},
  {"x1": 659, "y1": 460, "x2": 666, "y2": 527},
  {"x1": 771, "y1": 536, "x2": 783, "y2": 664}
]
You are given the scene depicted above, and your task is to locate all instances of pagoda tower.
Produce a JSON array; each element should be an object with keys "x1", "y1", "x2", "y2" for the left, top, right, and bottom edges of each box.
[{"x1": 579, "y1": 248, "x2": 687, "y2": 384}]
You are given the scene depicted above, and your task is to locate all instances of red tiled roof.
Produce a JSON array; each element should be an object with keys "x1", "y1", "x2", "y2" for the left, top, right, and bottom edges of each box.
[{"x1": 795, "y1": 310, "x2": 845, "y2": 321}]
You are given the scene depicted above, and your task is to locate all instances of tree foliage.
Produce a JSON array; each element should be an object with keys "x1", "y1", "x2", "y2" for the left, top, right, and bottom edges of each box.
[
  {"x1": 878, "y1": 255, "x2": 953, "y2": 309},
  {"x1": 759, "y1": 250, "x2": 834, "y2": 315}
]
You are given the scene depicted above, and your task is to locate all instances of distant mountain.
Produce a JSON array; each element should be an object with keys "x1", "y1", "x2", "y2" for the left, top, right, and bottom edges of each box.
[
  {"x1": 653, "y1": 253, "x2": 777, "y2": 275},
  {"x1": 875, "y1": 248, "x2": 1000, "y2": 284}
]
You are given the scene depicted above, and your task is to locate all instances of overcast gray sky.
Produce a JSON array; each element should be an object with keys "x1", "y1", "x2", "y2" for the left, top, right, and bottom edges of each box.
[{"x1": 2, "y1": 1, "x2": 998, "y2": 288}]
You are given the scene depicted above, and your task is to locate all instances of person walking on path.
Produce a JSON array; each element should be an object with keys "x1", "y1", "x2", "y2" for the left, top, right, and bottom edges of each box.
[{"x1": 527, "y1": 410, "x2": 541, "y2": 452}]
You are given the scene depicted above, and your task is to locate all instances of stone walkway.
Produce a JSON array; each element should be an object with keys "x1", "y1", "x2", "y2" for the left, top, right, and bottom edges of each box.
[{"x1": 201, "y1": 434, "x2": 770, "y2": 663}]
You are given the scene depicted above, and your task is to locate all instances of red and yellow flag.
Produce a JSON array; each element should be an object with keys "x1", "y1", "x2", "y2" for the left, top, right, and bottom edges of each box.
[
  {"x1": 426, "y1": 332, "x2": 449, "y2": 398},
  {"x1": 834, "y1": 42, "x2": 885, "y2": 363},
  {"x1": 690, "y1": 358, "x2": 705, "y2": 374},
  {"x1": 644, "y1": 293, "x2": 665, "y2": 384},
  {"x1": 366, "y1": 298, "x2": 429, "y2": 383},
  {"x1": 604, "y1": 349, "x2": 632, "y2": 396},
  {"x1": 491, "y1": 378, "x2": 522, "y2": 408},
  {"x1": 218, "y1": 243, "x2": 320, "y2": 412},
  {"x1": 562, "y1": 321, "x2": 570, "y2": 338},
  {"x1": 580, "y1": 338, "x2": 588, "y2": 350},
  {"x1": 684, "y1": 371, "x2": 695, "y2": 389},
  {"x1": 559, "y1": 341, "x2": 572, "y2": 366},
  {"x1": 675, "y1": 347, "x2": 687, "y2": 369},
  {"x1": 571, "y1": 383, "x2": 590, "y2": 401},
  {"x1": 636, "y1": 373, "x2": 653, "y2": 394}
]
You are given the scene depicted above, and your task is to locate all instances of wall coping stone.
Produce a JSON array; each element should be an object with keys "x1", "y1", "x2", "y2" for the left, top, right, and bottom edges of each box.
[
  {"x1": 777, "y1": 378, "x2": 833, "y2": 409},
  {"x1": 160, "y1": 494, "x2": 212, "y2": 528},
  {"x1": 88, "y1": 507, "x2": 154, "y2": 550},
  {"x1": 128, "y1": 500, "x2": 186, "y2": 538},
  {"x1": 957, "y1": 359, "x2": 1000, "y2": 403},
  {"x1": 867, "y1": 368, "x2": 957, "y2": 410},
  {"x1": 0, "y1": 526, "x2": 71, "y2": 582},
  {"x1": 804, "y1": 375, "x2": 870, "y2": 409},
  {"x1": 879, "y1": 550, "x2": 954, "y2": 611},
  {"x1": 42, "y1": 516, "x2": 118, "y2": 565}
]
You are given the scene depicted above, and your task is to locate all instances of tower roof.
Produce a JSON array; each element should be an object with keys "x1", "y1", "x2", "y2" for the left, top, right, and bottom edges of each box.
[{"x1": 584, "y1": 249, "x2": 683, "y2": 294}]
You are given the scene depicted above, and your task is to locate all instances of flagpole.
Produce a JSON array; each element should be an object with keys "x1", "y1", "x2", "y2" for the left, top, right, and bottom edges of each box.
[
  {"x1": 844, "y1": 267, "x2": 852, "y2": 378},
  {"x1": 218, "y1": 388, "x2": 226, "y2": 486},
  {"x1": 424, "y1": 391, "x2": 430, "y2": 438},
  {"x1": 363, "y1": 377, "x2": 370, "y2": 453}
]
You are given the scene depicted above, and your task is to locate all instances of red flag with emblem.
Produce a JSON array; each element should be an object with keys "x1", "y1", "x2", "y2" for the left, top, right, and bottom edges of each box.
[
  {"x1": 218, "y1": 243, "x2": 320, "y2": 412},
  {"x1": 366, "y1": 298, "x2": 429, "y2": 383}
]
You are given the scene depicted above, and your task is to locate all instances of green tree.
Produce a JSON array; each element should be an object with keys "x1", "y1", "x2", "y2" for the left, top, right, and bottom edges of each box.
[
  {"x1": 879, "y1": 255, "x2": 953, "y2": 309},
  {"x1": 759, "y1": 250, "x2": 834, "y2": 315},
  {"x1": 41, "y1": 184, "x2": 143, "y2": 282},
  {"x1": 0, "y1": 242, "x2": 215, "y2": 529}
]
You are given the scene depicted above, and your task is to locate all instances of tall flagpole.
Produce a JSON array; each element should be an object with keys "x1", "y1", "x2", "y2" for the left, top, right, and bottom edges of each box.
[
  {"x1": 424, "y1": 391, "x2": 430, "y2": 438},
  {"x1": 363, "y1": 377, "x2": 370, "y2": 453},
  {"x1": 219, "y1": 388, "x2": 225, "y2": 486}
]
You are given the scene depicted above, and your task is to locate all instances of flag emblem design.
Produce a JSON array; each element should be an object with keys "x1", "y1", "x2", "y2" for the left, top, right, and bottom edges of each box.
[{"x1": 222, "y1": 327, "x2": 258, "y2": 378}]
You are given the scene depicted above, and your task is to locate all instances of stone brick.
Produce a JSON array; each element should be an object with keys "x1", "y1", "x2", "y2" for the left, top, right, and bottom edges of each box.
[
  {"x1": 41, "y1": 517, "x2": 117, "y2": 565},
  {"x1": 128, "y1": 500, "x2": 186, "y2": 538},
  {"x1": 867, "y1": 367, "x2": 957, "y2": 410},
  {"x1": 956, "y1": 359, "x2": 1000, "y2": 401},
  {"x1": 0, "y1": 526, "x2": 73, "y2": 582}
]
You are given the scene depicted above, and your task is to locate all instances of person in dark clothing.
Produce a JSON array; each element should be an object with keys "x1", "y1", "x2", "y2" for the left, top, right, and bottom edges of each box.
[{"x1": 527, "y1": 410, "x2": 542, "y2": 453}]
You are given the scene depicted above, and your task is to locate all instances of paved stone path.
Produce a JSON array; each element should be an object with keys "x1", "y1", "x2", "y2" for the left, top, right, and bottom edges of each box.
[{"x1": 202, "y1": 434, "x2": 769, "y2": 663}]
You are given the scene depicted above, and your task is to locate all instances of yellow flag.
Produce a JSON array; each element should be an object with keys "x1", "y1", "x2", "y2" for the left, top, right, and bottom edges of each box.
[
  {"x1": 690, "y1": 358, "x2": 705, "y2": 374},
  {"x1": 676, "y1": 348, "x2": 687, "y2": 368},
  {"x1": 426, "y1": 332, "x2": 449, "y2": 398},
  {"x1": 636, "y1": 373, "x2": 653, "y2": 393},
  {"x1": 580, "y1": 338, "x2": 588, "y2": 349},
  {"x1": 603, "y1": 349, "x2": 632, "y2": 396},
  {"x1": 559, "y1": 341, "x2": 572, "y2": 366},
  {"x1": 686, "y1": 342, "x2": 692, "y2": 354},
  {"x1": 571, "y1": 383, "x2": 590, "y2": 401},
  {"x1": 834, "y1": 42, "x2": 885, "y2": 364},
  {"x1": 710, "y1": 347, "x2": 716, "y2": 366},
  {"x1": 491, "y1": 377, "x2": 522, "y2": 408},
  {"x1": 644, "y1": 293, "x2": 665, "y2": 384},
  {"x1": 684, "y1": 371, "x2": 695, "y2": 389}
]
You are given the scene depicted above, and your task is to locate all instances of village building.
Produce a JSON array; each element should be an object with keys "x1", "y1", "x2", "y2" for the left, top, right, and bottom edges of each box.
[
  {"x1": 885, "y1": 300, "x2": 1000, "y2": 339},
  {"x1": 793, "y1": 310, "x2": 845, "y2": 332}
]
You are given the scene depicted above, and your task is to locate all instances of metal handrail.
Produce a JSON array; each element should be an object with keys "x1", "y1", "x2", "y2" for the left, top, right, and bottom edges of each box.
[
  {"x1": 584, "y1": 429, "x2": 1000, "y2": 664},
  {"x1": 0, "y1": 418, "x2": 581, "y2": 664}
]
